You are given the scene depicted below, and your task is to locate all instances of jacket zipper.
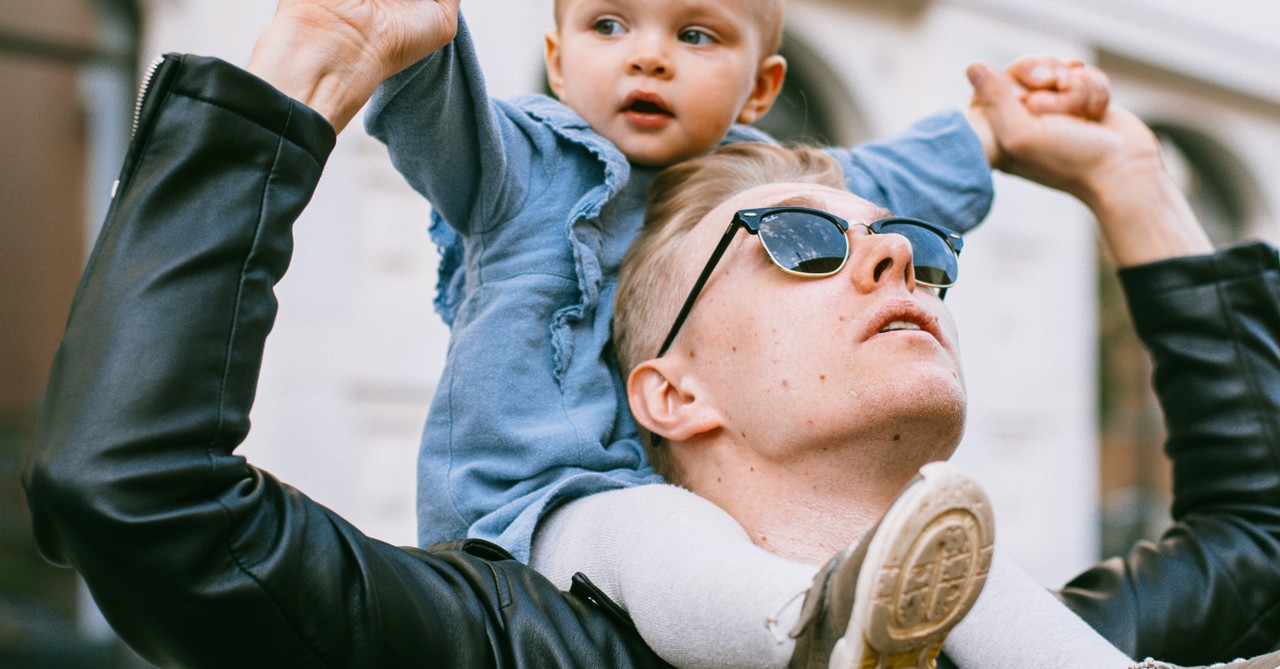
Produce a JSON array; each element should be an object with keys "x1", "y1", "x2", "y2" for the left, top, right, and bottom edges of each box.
[
  {"x1": 114, "y1": 54, "x2": 167, "y2": 199},
  {"x1": 130, "y1": 54, "x2": 167, "y2": 140}
]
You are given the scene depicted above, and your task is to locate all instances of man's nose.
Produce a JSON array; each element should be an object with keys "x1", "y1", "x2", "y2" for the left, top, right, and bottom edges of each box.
[
  {"x1": 847, "y1": 232, "x2": 917, "y2": 293},
  {"x1": 628, "y1": 33, "x2": 671, "y2": 77}
]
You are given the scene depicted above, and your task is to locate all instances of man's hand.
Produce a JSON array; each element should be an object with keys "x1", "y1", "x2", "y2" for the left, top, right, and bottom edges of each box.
[
  {"x1": 247, "y1": 0, "x2": 460, "y2": 132},
  {"x1": 968, "y1": 61, "x2": 1212, "y2": 267},
  {"x1": 966, "y1": 55, "x2": 1110, "y2": 166}
]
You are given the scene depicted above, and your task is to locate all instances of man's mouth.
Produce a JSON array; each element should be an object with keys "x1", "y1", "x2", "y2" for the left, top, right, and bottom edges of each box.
[
  {"x1": 879, "y1": 320, "x2": 923, "y2": 334},
  {"x1": 865, "y1": 300, "x2": 943, "y2": 343}
]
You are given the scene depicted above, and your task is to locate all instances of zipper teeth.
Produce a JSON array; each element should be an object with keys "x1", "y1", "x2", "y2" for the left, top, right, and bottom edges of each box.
[{"x1": 130, "y1": 54, "x2": 167, "y2": 139}]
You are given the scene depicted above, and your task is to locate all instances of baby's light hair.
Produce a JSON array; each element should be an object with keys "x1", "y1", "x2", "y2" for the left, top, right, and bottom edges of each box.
[
  {"x1": 750, "y1": 0, "x2": 787, "y2": 56},
  {"x1": 613, "y1": 142, "x2": 845, "y2": 480}
]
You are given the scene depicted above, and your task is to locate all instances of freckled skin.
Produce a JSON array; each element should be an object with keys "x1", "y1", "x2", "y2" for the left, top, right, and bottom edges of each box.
[
  {"x1": 648, "y1": 181, "x2": 967, "y2": 562},
  {"x1": 673, "y1": 182, "x2": 965, "y2": 465}
]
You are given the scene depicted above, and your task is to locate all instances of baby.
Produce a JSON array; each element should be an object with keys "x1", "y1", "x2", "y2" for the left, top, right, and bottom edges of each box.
[{"x1": 364, "y1": 0, "x2": 1108, "y2": 666}]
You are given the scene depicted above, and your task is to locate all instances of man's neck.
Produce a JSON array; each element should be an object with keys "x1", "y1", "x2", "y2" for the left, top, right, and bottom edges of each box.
[{"x1": 677, "y1": 436, "x2": 935, "y2": 564}]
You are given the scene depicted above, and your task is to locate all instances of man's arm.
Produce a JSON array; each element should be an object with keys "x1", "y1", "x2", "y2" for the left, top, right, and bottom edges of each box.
[
  {"x1": 21, "y1": 53, "x2": 669, "y2": 669},
  {"x1": 970, "y1": 62, "x2": 1280, "y2": 663},
  {"x1": 1064, "y1": 242, "x2": 1280, "y2": 663}
]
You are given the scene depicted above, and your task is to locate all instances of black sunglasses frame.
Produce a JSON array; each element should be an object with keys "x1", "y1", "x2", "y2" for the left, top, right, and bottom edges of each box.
[{"x1": 654, "y1": 206, "x2": 963, "y2": 359}]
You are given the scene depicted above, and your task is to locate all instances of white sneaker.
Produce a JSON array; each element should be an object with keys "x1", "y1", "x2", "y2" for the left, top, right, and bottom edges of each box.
[{"x1": 788, "y1": 461, "x2": 994, "y2": 669}]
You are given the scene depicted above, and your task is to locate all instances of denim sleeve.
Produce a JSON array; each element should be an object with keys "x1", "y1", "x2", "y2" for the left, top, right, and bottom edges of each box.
[
  {"x1": 364, "y1": 15, "x2": 550, "y2": 235},
  {"x1": 825, "y1": 110, "x2": 993, "y2": 235}
]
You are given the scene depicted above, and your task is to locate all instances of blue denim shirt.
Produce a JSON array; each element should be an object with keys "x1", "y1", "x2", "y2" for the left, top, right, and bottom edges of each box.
[{"x1": 366, "y1": 18, "x2": 993, "y2": 561}]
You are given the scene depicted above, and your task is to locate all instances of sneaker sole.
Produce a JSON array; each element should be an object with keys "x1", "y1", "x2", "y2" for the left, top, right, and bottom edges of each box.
[{"x1": 829, "y1": 461, "x2": 994, "y2": 669}]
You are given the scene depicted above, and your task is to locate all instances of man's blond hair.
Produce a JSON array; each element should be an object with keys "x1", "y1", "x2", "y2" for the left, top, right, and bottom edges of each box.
[
  {"x1": 613, "y1": 143, "x2": 846, "y2": 479},
  {"x1": 553, "y1": 0, "x2": 786, "y2": 56}
]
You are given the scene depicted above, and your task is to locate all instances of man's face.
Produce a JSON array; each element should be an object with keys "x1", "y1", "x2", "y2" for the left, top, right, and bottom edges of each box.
[
  {"x1": 668, "y1": 182, "x2": 967, "y2": 463},
  {"x1": 546, "y1": 0, "x2": 779, "y2": 167}
]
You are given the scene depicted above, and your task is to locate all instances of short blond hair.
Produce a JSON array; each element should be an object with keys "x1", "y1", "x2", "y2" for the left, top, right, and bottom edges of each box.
[
  {"x1": 613, "y1": 143, "x2": 846, "y2": 478},
  {"x1": 554, "y1": 0, "x2": 786, "y2": 56}
]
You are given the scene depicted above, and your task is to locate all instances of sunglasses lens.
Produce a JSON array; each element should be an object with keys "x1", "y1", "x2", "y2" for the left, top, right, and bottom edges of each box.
[
  {"x1": 877, "y1": 220, "x2": 958, "y2": 286},
  {"x1": 758, "y1": 211, "x2": 848, "y2": 275}
]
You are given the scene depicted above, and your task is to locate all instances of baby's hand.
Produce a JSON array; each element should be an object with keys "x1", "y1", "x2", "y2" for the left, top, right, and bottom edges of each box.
[
  {"x1": 1004, "y1": 55, "x2": 1110, "y2": 121},
  {"x1": 966, "y1": 61, "x2": 1162, "y2": 207},
  {"x1": 966, "y1": 55, "x2": 1111, "y2": 166}
]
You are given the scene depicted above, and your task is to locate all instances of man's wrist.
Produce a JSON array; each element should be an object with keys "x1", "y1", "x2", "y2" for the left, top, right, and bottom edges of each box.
[
  {"x1": 246, "y1": 20, "x2": 382, "y2": 133},
  {"x1": 1087, "y1": 160, "x2": 1213, "y2": 267}
]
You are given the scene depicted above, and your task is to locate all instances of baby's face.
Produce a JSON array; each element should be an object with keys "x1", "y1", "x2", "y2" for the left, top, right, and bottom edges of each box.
[{"x1": 546, "y1": 0, "x2": 783, "y2": 167}]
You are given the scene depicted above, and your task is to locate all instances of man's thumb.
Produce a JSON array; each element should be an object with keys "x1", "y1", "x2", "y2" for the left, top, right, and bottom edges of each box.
[{"x1": 967, "y1": 61, "x2": 1029, "y2": 137}]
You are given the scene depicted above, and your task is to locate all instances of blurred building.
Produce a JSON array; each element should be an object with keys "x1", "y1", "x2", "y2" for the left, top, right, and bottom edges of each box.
[{"x1": 3, "y1": 0, "x2": 1278, "y2": 664}]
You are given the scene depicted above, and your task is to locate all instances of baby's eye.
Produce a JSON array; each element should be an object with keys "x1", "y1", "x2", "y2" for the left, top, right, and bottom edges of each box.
[
  {"x1": 678, "y1": 29, "x2": 714, "y2": 46},
  {"x1": 593, "y1": 18, "x2": 625, "y2": 36}
]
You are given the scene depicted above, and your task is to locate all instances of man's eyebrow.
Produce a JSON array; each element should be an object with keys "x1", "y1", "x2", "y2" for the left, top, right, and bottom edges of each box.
[
  {"x1": 766, "y1": 195, "x2": 894, "y2": 220},
  {"x1": 768, "y1": 195, "x2": 827, "y2": 209}
]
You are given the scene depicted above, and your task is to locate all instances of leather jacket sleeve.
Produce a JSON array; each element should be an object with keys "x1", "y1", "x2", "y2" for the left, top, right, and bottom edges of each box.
[
  {"x1": 22, "y1": 53, "x2": 669, "y2": 669},
  {"x1": 1059, "y1": 243, "x2": 1280, "y2": 664}
]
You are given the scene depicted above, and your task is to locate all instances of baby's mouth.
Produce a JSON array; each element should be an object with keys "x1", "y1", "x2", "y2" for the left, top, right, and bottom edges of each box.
[
  {"x1": 623, "y1": 92, "x2": 673, "y2": 118},
  {"x1": 626, "y1": 100, "x2": 672, "y2": 115}
]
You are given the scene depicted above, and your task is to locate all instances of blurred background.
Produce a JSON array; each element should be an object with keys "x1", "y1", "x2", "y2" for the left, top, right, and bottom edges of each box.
[{"x1": 3, "y1": 0, "x2": 1278, "y2": 665}]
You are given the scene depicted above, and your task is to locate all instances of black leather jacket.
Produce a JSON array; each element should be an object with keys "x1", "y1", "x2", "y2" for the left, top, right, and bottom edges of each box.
[
  {"x1": 1058, "y1": 241, "x2": 1280, "y2": 662},
  {"x1": 22, "y1": 54, "x2": 1280, "y2": 667},
  {"x1": 22, "y1": 54, "x2": 670, "y2": 669}
]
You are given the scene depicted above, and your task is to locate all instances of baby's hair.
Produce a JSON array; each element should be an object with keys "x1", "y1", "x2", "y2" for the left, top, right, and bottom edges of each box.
[
  {"x1": 613, "y1": 142, "x2": 845, "y2": 479},
  {"x1": 553, "y1": 0, "x2": 787, "y2": 57}
]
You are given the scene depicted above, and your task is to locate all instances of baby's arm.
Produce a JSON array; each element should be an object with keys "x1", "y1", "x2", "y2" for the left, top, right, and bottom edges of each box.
[
  {"x1": 364, "y1": 14, "x2": 539, "y2": 231},
  {"x1": 821, "y1": 55, "x2": 1110, "y2": 236}
]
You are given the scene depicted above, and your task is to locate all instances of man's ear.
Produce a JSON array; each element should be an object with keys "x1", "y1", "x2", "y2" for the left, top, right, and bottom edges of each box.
[
  {"x1": 627, "y1": 359, "x2": 721, "y2": 442},
  {"x1": 736, "y1": 54, "x2": 787, "y2": 125},
  {"x1": 544, "y1": 29, "x2": 567, "y2": 100}
]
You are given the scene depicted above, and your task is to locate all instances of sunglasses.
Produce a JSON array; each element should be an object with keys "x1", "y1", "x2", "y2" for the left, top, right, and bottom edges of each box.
[{"x1": 655, "y1": 206, "x2": 964, "y2": 358}]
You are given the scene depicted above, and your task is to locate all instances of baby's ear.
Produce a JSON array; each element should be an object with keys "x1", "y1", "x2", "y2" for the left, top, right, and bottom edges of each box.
[
  {"x1": 544, "y1": 29, "x2": 567, "y2": 100},
  {"x1": 737, "y1": 54, "x2": 787, "y2": 125},
  {"x1": 627, "y1": 359, "x2": 721, "y2": 443}
]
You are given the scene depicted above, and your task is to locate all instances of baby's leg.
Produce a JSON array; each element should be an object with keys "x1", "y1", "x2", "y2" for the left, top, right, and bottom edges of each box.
[
  {"x1": 943, "y1": 548, "x2": 1133, "y2": 668},
  {"x1": 531, "y1": 484, "x2": 815, "y2": 669}
]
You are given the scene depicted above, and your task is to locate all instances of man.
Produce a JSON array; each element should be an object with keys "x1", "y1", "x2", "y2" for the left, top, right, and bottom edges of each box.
[
  {"x1": 20, "y1": 2, "x2": 1280, "y2": 669},
  {"x1": 603, "y1": 62, "x2": 1280, "y2": 665}
]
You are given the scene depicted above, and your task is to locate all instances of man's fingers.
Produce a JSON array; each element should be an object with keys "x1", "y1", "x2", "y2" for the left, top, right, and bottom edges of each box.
[
  {"x1": 968, "y1": 61, "x2": 1033, "y2": 135},
  {"x1": 1005, "y1": 55, "x2": 1075, "y2": 91}
]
